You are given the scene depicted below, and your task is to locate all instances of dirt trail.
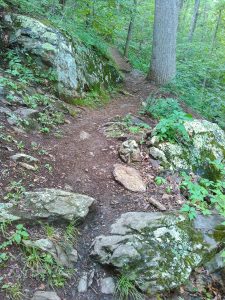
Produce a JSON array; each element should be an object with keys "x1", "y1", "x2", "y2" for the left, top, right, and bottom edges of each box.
[{"x1": 35, "y1": 72, "x2": 164, "y2": 299}]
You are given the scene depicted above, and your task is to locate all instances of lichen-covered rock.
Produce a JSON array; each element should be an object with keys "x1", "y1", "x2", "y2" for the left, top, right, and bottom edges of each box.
[
  {"x1": 0, "y1": 189, "x2": 95, "y2": 222},
  {"x1": 92, "y1": 212, "x2": 224, "y2": 294},
  {"x1": 149, "y1": 119, "x2": 225, "y2": 177},
  {"x1": 1, "y1": 14, "x2": 121, "y2": 100},
  {"x1": 119, "y1": 140, "x2": 142, "y2": 163},
  {"x1": 31, "y1": 291, "x2": 61, "y2": 300}
]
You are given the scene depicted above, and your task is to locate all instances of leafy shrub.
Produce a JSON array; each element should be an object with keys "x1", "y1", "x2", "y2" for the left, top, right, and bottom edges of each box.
[
  {"x1": 144, "y1": 97, "x2": 182, "y2": 119},
  {"x1": 154, "y1": 111, "x2": 193, "y2": 144}
]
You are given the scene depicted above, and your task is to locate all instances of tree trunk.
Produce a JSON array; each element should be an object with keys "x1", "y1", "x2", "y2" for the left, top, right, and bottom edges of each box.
[
  {"x1": 124, "y1": 0, "x2": 137, "y2": 58},
  {"x1": 188, "y1": 0, "x2": 200, "y2": 42},
  {"x1": 59, "y1": 0, "x2": 66, "y2": 7},
  {"x1": 211, "y1": 9, "x2": 222, "y2": 52},
  {"x1": 147, "y1": 0, "x2": 179, "y2": 85}
]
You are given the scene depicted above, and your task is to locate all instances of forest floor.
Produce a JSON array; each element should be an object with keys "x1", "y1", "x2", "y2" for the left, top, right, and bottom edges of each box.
[{"x1": 0, "y1": 71, "x2": 223, "y2": 300}]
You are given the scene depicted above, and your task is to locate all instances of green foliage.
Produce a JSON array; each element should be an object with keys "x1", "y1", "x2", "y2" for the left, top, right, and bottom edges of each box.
[
  {"x1": 64, "y1": 220, "x2": 79, "y2": 245},
  {"x1": 38, "y1": 110, "x2": 65, "y2": 133},
  {"x1": 115, "y1": 275, "x2": 143, "y2": 300},
  {"x1": 123, "y1": 113, "x2": 151, "y2": 134},
  {"x1": 1, "y1": 282, "x2": 23, "y2": 300},
  {"x1": 180, "y1": 168, "x2": 225, "y2": 220},
  {"x1": 144, "y1": 97, "x2": 182, "y2": 119},
  {"x1": 25, "y1": 247, "x2": 70, "y2": 287},
  {"x1": 154, "y1": 111, "x2": 193, "y2": 144},
  {"x1": 154, "y1": 176, "x2": 166, "y2": 186},
  {"x1": 0, "y1": 223, "x2": 29, "y2": 264},
  {"x1": 71, "y1": 89, "x2": 110, "y2": 108},
  {"x1": 23, "y1": 94, "x2": 52, "y2": 109},
  {"x1": 4, "y1": 180, "x2": 26, "y2": 202}
]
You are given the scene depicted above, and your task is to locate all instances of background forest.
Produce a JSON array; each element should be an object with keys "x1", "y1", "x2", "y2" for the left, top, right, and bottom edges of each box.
[{"x1": 1, "y1": 0, "x2": 224, "y2": 128}]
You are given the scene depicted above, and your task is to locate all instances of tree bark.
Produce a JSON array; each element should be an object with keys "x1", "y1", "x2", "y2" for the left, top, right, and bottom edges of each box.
[
  {"x1": 147, "y1": 0, "x2": 178, "y2": 85},
  {"x1": 188, "y1": 0, "x2": 200, "y2": 42},
  {"x1": 211, "y1": 9, "x2": 222, "y2": 52},
  {"x1": 124, "y1": 0, "x2": 137, "y2": 58}
]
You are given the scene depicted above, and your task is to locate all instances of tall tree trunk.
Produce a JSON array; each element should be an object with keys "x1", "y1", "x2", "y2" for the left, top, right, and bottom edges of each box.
[
  {"x1": 124, "y1": 0, "x2": 137, "y2": 58},
  {"x1": 211, "y1": 9, "x2": 222, "y2": 52},
  {"x1": 59, "y1": 0, "x2": 66, "y2": 7},
  {"x1": 188, "y1": 0, "x2": 200, "y2": 42},
  {"x1": 147, "y1": 0, "x2": 179, "y2": 85}
]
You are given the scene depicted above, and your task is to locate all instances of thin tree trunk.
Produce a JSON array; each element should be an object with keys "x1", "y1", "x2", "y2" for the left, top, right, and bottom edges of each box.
[
  {"x1": 211, "y1": 9, "x2": 222, "y2": 52},
  {"x1": 124, "y1": 0, "x2": 137, "y2": 58},
  {"x1": 188, "y1": 0, "x2": 200, "y2": 42},
  {"x1": 59, "y1": 0, "x2": 66, "y2": 7},
  {"x1": 147, "y1": 0, "x2": 179, "y2": 85}
]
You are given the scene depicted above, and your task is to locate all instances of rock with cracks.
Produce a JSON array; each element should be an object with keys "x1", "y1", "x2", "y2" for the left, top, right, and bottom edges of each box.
[
  {"x1": 1, "y1": 14, "x2": 121, "y2": 100},
  {"x1": 92, "y1": 211, "x2": 225, "y2": 295},
  {"x1": 113, "y1": 164, "x2": 146, "y2": 192},
  {"x1": 0, "y1": 189, "x2": 95, "y2": 223}
]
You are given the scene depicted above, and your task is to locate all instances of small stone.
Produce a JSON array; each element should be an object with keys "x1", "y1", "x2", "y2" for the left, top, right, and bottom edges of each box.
[
  {"x1": 78, "y1": 272, "x2": 88, "y2": 293},
  {"x1": 80, "y1": 131, "x2": 90, "y2": 140},
  {"x1": 113, "y1": 164, "x2": 146, "y2": 192},
  {"x1": 31, "y1": 291, "x2": 61, "y2": 300},
  {"x1": 119, "y1": 140, "x2": 142, "y2": 163},
  {"x1": 11, "y1": 153, "x2": 39, "y2": 163},
  {"x1": 100, "y1": 277, "x2": 115, "y2": 294},
  {"x1": 19, "y1": 162, "x2": 37, "y2": 171}
]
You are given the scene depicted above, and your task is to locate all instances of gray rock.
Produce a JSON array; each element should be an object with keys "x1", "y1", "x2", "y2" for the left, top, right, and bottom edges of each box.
[
  {"x1": 0, "y1": 107, "x2": 12, "y2": 115},
  {"x1": 92, "y1": 212, "x2": 224, "y2": 295},
  {"x1": 0, "y1": 189, "x2": 95, "y2": 223},
  {"x1": 113, "y1": 164, "x2": 146, "y2": 192},
  {"x1": 14, "y1": 107, "x2": 39, "y2": 119},
  {"x1": 3, "y1": 14, "x2": 121, "y2": 100},
  {"x1": 31, "y1": 291, "x2": 61, "y2": 300},
  {"x1": 10, "y1": 153, "x2": 39, "y2": 163},
  {"x1": 78, "y1": 272, "x2": 88, "y2": 293},
  {"x1": 149, "y1": 119, "x2": 225, "y2": 177},
  {"x1": 80, "y1": 131, "x2": 91, "y2": 140},
  {"x1": 23, "y1": 238, "x2": 78, "y2": 267},
  {"x1": 205, "y1": 250, "x2": 225, "y2": 274},
  {"x1": 100, "y1": 277, "x2": 115, "y2": 294},
  {"x1": 119, "y1": 140, "x2": 142, "y2": 163}
]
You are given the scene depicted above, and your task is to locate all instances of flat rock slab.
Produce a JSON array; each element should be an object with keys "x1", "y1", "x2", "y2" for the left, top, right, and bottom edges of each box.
[
  {"x1": 31, "y1": 291, "x2": 61, "y2": 300},
  {"x1": 92, "y1": 212, "x2": 224, "y2": 295},
  {"x1": 0, "y1": 189, "x2": 95, "y2": 223},
  {"x1": 113, "y1": 164, "x2": 146, "y2": 192}
]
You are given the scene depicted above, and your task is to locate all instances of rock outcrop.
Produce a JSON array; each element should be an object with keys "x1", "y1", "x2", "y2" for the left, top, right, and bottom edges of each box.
[
  {"x1": 92, "y1": 211, "x2": 225, "y2": 294},
  {"x1": 0, "y1": 189, "x2": 95, "y2": 222},
  {"x1": 1, "y1": 14, "x2": 121, "y2": 100},
  {"x1": 149, "y1": 119, "x2": 225, "y2": 178}
]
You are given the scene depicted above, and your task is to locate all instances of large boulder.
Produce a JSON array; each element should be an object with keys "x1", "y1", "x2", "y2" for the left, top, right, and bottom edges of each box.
[
  {"x1": 149, "y1": 119, "x2": 225, "y2": 178},
  {"x1": 0, "y1": 189, "x2": 95, "y2": 222},
  {"x1": 92, "y1": 212, "x2": 225, "y2": 295},
  {"x1": 1, "y1": 14, "x2": 121, "y2": 100}
]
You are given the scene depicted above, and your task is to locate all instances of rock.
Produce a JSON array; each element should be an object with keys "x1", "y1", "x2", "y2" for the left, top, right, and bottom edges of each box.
[
  {"x1": 149, "y1": 119, "x2": 225, "y2": 178},
  {"x1": 0, "y1": 107, "x2": 12, "y2": 115},
  {"x1": 80, "y1": 131, "x2": 91, "y2": 140},
  {"x1": 100, "y1": 277, "x2": 115, "y2": 294},
  {"x1": 19, "y1": 162, "x2": 37, "y2": 171},
  {"x1": 11, "y1": 153, "x2": 39, "y2": 163},
  {"x1": 205, "y1": 250, "x2": 225, "y2": 274},
  {"x1": 23, "y1": 238, "x2": 78, "y2": 267},
  {"x1": 0, "y1": 189, "x2": 95, "y2": 223},
  {"x1": 92, "y1": 212, "x2": 224, "y2": 295},
  {"x1": 113, "y1": 164, "x2": 146, "y2": 192},
  {"x1": 31, "y1": 291, "x2": 61, "y2": 300},
  {"x1": 2, "y1": 14, "x2": 121, "y2": 100},
  {"x1": 14, "y1": 107, "x2": 39, "y2": 119},
  {"x1": 119, "y1": 140, "x2": 142, "y2": 163},
  {"x1": 78, "y1": 272, "x2": 88, "y2": 293}
]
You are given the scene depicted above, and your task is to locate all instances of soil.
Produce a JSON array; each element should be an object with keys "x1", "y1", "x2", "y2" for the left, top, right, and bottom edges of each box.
[{"x1": 0, "y1": 72, "x2": 223, "y2": 300}]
